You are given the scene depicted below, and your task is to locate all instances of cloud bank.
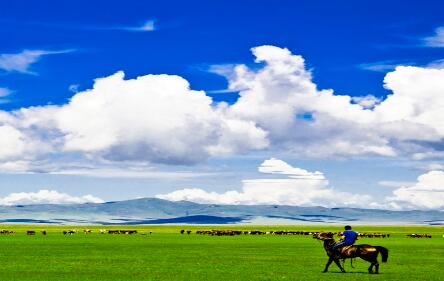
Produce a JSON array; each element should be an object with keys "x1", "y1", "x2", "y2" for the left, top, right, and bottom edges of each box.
[
  {"x1": 158, "y1": 158, "x2": 444, "y2": 210},
  {"x1": 0, "y1": 189, "x2": 103, "y2": 205},
  {"x1": 381, "y1": 170, "x2": 444, "y2": 210},
  {"x1": 1, "y1": 45, "x2": 444, "y2": 172},
  {"x1": 157, "y1": 158, "x2": 372, "y2": 207}
]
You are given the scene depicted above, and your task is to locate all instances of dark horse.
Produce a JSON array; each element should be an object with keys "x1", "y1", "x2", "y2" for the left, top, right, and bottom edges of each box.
[{"x1": 314, "y1": 232, "x2": 388, "y2": 274}]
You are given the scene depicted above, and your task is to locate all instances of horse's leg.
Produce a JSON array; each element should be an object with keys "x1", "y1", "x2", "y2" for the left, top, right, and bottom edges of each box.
[
  {"x1": 360, "y1": 254, "x2": 377, "y2": 274},
  {"x1": 323, "y1": 257, "x2": 333, "y2": 273},
  {"x1": 374, "y1": 262, "x2": 380, "y2": 274},
  {"x1": 334, "y1": 258, "x2": 346, "y2": 273}
]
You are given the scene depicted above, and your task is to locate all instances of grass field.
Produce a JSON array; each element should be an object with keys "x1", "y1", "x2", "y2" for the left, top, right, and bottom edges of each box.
[{"x1": 0, "y1": 225, "x2": 442, "y2": 281}]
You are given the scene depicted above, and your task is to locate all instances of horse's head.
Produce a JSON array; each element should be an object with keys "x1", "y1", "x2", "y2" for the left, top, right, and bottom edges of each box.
[{"x1": 313, "y1": 232, "x2": 334, "y2": 241}]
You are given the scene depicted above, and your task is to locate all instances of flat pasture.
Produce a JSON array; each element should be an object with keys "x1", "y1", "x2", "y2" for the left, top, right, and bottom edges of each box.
[{"x1": 0, "y1": 225, "x2": 442, "y2": 281}]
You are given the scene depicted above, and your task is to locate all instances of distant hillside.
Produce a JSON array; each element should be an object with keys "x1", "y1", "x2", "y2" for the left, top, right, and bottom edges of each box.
[{"x1": 0, "y1": 198, "x2": 442, "y2": 225}]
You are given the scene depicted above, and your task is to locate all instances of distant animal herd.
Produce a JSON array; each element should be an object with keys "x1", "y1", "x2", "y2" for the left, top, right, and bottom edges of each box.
[
  {"x1": 0, "y1": 229, "x2": 438, "y2": 238},
  {"x1": 406, "y1": 233, "x2": 433, "y2": 238},
  {"x1": 192, "y1": 229, "x2": 395, "y2": 237},
  {"x1": 0, "y1": 229, "x2": 143, "y2": 235}
]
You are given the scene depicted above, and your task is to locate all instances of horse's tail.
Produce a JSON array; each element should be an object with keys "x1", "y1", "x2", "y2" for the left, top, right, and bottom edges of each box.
[{"x1": 375, "y1": 246, "x2": 388, "y2": 263}]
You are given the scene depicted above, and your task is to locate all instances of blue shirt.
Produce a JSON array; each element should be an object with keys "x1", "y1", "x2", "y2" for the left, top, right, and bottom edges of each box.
[{"x1": 342, "y1": 230, "x2": 358, "y2": 244}]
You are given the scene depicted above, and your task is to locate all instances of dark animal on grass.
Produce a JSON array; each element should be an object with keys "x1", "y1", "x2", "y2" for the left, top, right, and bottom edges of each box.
[
  {"x1": 187, "y1": 230, "x2": 192, "y2": 234},
  {"x1": 180, "y1": 230, "x2": 185, "y2": 234},
  {"x1": 27, "y1": 230, "x2": 36, "y2": 235},
  {"x1": 314, "y1": 232, "x2": 388, "y2": 274},
  {"x1": 41, "y1": 230, "x2": 47, "y2": 235}
]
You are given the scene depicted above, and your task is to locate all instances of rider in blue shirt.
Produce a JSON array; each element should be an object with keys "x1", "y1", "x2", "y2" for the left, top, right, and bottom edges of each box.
[{"x1": 331, "y1": 225, "x2": 358, "y2": 256}]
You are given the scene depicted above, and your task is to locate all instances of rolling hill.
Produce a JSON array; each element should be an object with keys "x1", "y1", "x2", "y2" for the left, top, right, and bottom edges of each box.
[{"x1": 0, "y1": 198, "x2": 442, "y2": 225}]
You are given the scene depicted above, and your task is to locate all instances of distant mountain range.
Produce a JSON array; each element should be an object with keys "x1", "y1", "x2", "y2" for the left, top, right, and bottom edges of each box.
[{"x1": 0, "y1": 198, "x2": 442, "y2": 225}]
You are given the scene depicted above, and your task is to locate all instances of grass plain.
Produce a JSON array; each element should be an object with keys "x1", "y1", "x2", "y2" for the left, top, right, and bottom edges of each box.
[{"x1": 0, "y1": 225, "x2": 442, "y2": 281}]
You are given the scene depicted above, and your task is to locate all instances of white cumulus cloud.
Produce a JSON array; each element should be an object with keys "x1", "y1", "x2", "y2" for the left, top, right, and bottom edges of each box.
[
  {"x1": 0, "y1": 189, "x2": 103, "y2": 205},
  {"x1": 55, "y1": 71, "x2": 267, "y2": 164},
  {"x1": 0, "y1": 125, "x2": 27, "y2": 160},
  {"x1": 258, "y1": 158, "x2": 325, "y2": 180},
  {"x1": 1, "y1": 45, "x2": 444, "y2": 172},
  {"x1": 157, "y1": 158, "x2": 371, "y2": 207},
  {"x1": 380, "y1": 171, "x2": 444, "y2": 210},
  {"x1": 220, "y1": 46, "x2": 444, "y2": 158}
]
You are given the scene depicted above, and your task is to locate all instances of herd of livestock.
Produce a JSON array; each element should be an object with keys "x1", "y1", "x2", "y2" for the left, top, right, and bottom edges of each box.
[
  {"x1": 0, "y1": 229, "x2": 437, "y2": 238},
  {"x1": 406, "y1": 233, "x2": 433, "y2": 238},
  {"x1": 192, "y1": 230, "x2": 437, "y2": 238},
  {"x1": 0, "y1": 229, "x2": 141, "y2": 235},
  {"x1": 195, "y1": 230, "x2": 326, "y2": 236},
  {"x1": 193, "y1": 230, "x2": 395, "y2": 237}
]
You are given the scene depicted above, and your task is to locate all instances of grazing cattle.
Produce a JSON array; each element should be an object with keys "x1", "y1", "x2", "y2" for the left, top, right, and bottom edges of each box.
[
  {"x1": 27, "y1": 230, "x2": 36, "y2": 235},
  {"x1": 407, "y1": 233, "x2": 432, "y2": 238},
  {"x1": 187, "y1": 230, "x2": 192, "y2": 234},
  {"x1": 196, "y1": 230, "x2": 251, "y2": 236},
  {"x1": 195, "y1": 230, "x2": 331, "y2": 236},
  {"x1": 99, "y1": 229, "x2": 106, "y2": 234},
  {"x1": 107, "y1": 230, "x2": 138, "y2": 234},
  {"x1": 180, "y1": 230, "x2": 185, "y2": 234},
  {"x1": 84, "y1": 229, "x2": 92, "y2": 234},
  {"x1": 192, "y1": 230, "x2": 396, "y2": 237},
  {"x1": 41, "y1": 230, "x2": 47, "y2": 235},
  {"x1": 63, "y1": 230, "x2": 77, "y2": 235},
  {"x1": 358, "y1": 232, "x2": 391, "y2": 238},
  {"x1": 0, "y1": 230, "x2": 15, "y2": 234}
]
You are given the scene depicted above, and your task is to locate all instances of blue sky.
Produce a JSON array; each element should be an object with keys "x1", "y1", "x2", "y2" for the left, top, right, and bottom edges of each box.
[{"x1": 0, "y1": 0, "x2": 444, "y2": 209}]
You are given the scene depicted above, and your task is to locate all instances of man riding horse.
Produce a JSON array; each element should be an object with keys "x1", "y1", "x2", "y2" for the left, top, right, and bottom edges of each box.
[
  {"x1": 331, "y1": 225, "x2": 358, "y2": 257},
  {"x1": 314, "y1": 227, "x2": 388, "y2": 274}
]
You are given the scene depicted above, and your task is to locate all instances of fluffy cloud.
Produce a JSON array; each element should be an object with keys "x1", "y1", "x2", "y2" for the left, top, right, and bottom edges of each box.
[
  {"x1": 0, "y1": 189, "x2": 103, "y2": 205},
  {"x1": 56, "y1": 71, "x2": 267, "y2": 164},
  {"x1": 0, "y1": 106, "x2": 58, "y2": 162},
  {"x1": 258, "y1": 158, "x2": 325, "y2": 180},
  {"x1": 220, "y1": 46, "x2": 444, "y2": 158},
  {"x1": 381, "y1": 171, "x2": 444, "y2": 210},
  {"x1": 0, "y1": 71, "x2": 267, "y2": 166},
  {"x1": 0, "y1": 125, "x2": 27, "y2": 160},
  {"x1": 1, "y1": 45, "x2": 444, "y2": 170},
  {"x1": 157, "y1": 158, "x2": 371, "y2": 207},
  {"x1": 351, "y1": 95, "x2": 381, "y2": 109},
  {"x1": 0, "y1": 49, "x2": 73, "y2": 74}
]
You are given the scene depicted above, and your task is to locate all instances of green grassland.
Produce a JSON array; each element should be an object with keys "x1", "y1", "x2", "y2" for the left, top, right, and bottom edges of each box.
[{"x1": 0, "y1": 225, "x2": 442, "y2": 281}]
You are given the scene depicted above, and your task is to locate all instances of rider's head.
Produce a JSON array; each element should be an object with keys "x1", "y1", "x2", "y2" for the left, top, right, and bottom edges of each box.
[{"x1": 344, "y1": 225, "x2": 352, "y2": 230}]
